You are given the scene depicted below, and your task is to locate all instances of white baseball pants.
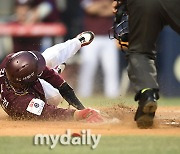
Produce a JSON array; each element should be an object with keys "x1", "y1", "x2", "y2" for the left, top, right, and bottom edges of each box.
[
  {"x1": 77, "y1": 36, "x2": 120, "y2": 98},
  {"x1": 39, "y1": 38, "x2": 81, "y2": 106}
]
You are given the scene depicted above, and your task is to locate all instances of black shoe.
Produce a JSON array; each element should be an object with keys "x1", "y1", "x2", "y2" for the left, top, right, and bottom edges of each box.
[{"x1": 134, "y1": 88, "x2": 159, "y2": 128}]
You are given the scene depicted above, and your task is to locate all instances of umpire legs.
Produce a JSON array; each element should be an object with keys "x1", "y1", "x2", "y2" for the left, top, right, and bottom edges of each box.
[
  {"x1": 127, "y1": 0, "x2": 180, "y2": 128},
  {"x1": 127, "y1": 0, "x2": 165, "y2": 92},
  {"x1": 127, "y1": 0, "x2": 180, "y2": 92},
  {"x1": 127, "y1": 0, "x2": 165, "y2": 128}
]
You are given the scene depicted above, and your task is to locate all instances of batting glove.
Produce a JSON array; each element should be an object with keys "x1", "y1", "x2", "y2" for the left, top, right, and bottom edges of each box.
[{"x1": 74, "y1": 108, "x2": 104, "y2": 123}]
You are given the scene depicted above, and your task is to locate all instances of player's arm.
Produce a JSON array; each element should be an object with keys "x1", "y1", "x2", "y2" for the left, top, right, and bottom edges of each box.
[
  {"x1": 29, "y1": 100, "x2": 103, "y2": 122},
  {"x1": 8, "y1": 94, "x2": 75, "y2": 120},
  {"x1": 25, "y1": 97, "x2": 102, "y2": 122},
  {"x1": 57, "y1": 82, "x2": 85, "y2": 110},
  {"x1": 12, "y1": 96, "x2": 102, "y2": 122},
  {"x1": 42, "y1": 38, "x2": 81, "y2": 68}
]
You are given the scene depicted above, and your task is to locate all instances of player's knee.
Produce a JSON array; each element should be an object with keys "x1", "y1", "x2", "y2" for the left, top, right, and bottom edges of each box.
[{"x1": 46, "y1": 95, "x2": 64, "y2": 107}]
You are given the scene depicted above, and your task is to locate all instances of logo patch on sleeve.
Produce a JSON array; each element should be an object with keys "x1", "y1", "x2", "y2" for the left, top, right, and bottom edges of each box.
[{"x1": 26, "y1": 98, "x2": 45, "y2": 116}]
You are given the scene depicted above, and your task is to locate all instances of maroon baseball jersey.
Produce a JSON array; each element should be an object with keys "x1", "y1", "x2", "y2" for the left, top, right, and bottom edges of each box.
[{"x1": 0, "y1": 54, "x2": 75, "y2": 120}]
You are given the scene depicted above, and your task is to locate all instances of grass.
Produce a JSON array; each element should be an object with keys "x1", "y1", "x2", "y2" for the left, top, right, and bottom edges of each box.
[
  {"x1": 75, "y1": 94, "x2": 180, "y2": 108},
  {"x1": 0, "y1": 136, "x2": 180, "y2": 154}
]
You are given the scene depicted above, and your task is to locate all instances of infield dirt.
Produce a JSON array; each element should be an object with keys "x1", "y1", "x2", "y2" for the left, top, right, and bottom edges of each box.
[{"x1": 0, "y1": 105, "x2": 180, "y2": 136}]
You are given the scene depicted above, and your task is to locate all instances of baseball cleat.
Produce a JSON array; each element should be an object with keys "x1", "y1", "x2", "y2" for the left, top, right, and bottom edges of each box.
[
  {"x1": 55, "y1": 63, "x2": 66, "y2": 74},
  {"x1": 76, "y1": 31, "x2": 95, "y2": 47},
  {"x1": 134, "y1": 88, "x2": 159, "y2": 128}
]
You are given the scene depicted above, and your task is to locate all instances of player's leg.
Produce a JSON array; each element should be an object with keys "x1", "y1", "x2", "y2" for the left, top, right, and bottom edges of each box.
[
  {"x1": 39, "y1": 79, "x2": 63, "y2": 106},
  {"x1": 40, "y1": 38, "x2": 81, "y2": 106},
  {"x1": 100, "y1": 36, "x2": 120, "y2": 98},
  {"x1": 41, "y1": 31, "x2": 95, "y2": 106},
  {"x1": 42, "y1": 31, "x2": 95, "y2": 69},
  {"x1": 127, "y1": 0, "x2": 165, "y2": 128},
  {"x1": 42, "y1": 38, "x2": 81, "y2": 68},
  {"x1": 77, "y1": 37, "x2": 99, "y2": 97}
]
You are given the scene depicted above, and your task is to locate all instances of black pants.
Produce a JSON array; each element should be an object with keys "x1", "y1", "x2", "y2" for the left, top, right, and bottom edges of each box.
[{"x1": 126, "y1": 0, "x2": 180, "y2": 92}]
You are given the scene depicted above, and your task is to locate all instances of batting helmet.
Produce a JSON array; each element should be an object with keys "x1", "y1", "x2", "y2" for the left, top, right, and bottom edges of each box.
[{"x1": 5, "y1": 51, "x2": 46, "y2": 85}]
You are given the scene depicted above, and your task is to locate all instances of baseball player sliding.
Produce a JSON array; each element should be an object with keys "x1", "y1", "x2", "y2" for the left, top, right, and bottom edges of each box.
[{"x1": 0, "y1": 31, "x2": 103, "y2": 122}]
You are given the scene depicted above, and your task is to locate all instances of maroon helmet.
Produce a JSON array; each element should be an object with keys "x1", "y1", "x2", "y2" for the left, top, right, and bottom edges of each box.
[{"x1": 5, "y1": 51, "x2": 46, "y2": 85}]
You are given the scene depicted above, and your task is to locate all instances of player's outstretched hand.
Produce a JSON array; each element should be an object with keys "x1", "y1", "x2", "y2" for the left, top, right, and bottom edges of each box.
[
  {"x1": 76, "y1": 31, "x2": 95, "y2": 47},
  {"x1": 74, "y1": 108, "x2": 104, "y2": 123}
]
